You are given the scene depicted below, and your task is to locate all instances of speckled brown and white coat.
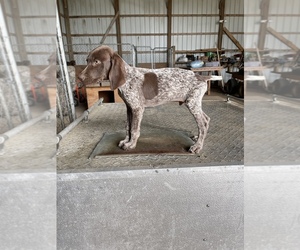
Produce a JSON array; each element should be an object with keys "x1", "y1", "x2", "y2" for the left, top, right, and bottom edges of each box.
[{"x1": 79, "y1": 46, "x2": 210, "y2": 153}]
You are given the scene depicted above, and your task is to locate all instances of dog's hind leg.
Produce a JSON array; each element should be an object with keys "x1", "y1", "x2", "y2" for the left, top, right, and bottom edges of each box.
[{"x1": 186, "y1": 89, "x2": 210, "y2": 154}]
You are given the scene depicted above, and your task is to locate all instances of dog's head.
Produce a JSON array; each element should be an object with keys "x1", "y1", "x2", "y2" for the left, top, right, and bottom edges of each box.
[{"x1": 78, "y1": 46, "x2": 126, "y2": 90}]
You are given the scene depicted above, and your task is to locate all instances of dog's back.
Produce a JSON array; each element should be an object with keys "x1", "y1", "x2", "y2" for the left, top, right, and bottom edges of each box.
[{"x1": 121, "y1": 67, "x2": 208, "y2": 106}]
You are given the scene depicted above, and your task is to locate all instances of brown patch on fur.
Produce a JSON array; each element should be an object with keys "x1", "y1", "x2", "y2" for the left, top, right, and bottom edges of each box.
[
  {"x1": 109, "y1": 52, "x2": 126, "y2": 90},
  {"x1": 142, "y1": 72, "x2": 159, "y2": 100}
]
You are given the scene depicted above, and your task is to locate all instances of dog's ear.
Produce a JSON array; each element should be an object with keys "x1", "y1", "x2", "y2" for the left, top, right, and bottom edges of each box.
[{"x1": 109, "y1": 52, "x2": 126, "y2": 90}]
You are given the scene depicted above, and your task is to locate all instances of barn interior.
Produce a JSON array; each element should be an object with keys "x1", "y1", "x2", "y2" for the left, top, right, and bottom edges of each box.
[{"x1": 0, "y1": 0, "x2": 300, "y2": 249}]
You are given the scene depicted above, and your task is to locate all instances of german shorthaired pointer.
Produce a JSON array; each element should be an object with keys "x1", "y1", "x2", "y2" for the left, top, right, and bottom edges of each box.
[{"x1": 79, "y1": 46, "x2": 210, "y2": 153}]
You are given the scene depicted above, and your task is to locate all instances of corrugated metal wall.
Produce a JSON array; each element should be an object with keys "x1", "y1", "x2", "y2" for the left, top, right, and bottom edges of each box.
[
  {"x1": 266, "y1": 0, "x2": 300, "y2": 51},
  {"x1": 1, "y1": 0, "x2": 55, "y2": 65},
  {"x1": 67, "y1": 0, "x2": 116, "y2": 45},
  {"x1": 244, "y1": 0, "x2": 300, "y2": 52},
  {"x1": 63, "y1": 0, "x2": 244, "y2": 53},
  {"x1": 172, "y1": 0, "x2": 219, "y2": 51},
  {"x1": 2, "y1": 0, "x2": 299, "y2": 64},
  {"x1": 224, "y1": 0, "x2": 244, "y2": 49},
  {"x1": 120, "y1": 0, "x2": 167, "y2": 47}
]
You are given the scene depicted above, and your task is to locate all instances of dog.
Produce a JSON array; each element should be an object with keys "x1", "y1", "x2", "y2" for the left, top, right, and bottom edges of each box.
[{"x1": 78, "y1": 46, "x2": 210, "y2": 153}]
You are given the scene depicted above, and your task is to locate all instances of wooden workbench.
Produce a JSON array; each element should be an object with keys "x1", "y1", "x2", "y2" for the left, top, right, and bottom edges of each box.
[{"x1": 191, "y1": 66, "x2": 224, "y2": 95}]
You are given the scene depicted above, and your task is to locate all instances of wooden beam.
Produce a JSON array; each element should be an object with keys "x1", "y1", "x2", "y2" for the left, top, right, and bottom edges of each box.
[
  {"x1": 100, "y1": 11, "x2": 119, "y2": 44},
  {"x1": 10, "y1": 0, "x2": 28, "y2": 61},
  {"x1": 61, "y1": 0, "x2": 74, "y2": 61},
  {"x1": 167, "y1": 0, "x2": 172, "y2": 50},
  {"x1": 267, "y1": 26, "x2": 300, "y2": 51},
  {"x1": 114, "y1": 0, "x2": 122, "y2": 56},
  {"x1": 258, "y1": 0, "x2": 270, "y2": 50},
  {"x1": 217, "y1": 0, "x2": 225, "y2": 50},
  {"x1": 223, "y1": 26, "x2": 244, "y2": 51}
]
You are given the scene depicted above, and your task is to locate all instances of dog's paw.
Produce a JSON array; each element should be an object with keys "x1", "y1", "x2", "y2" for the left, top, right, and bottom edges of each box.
[
  {"x1": 118, "y1": 138, "x2": 129, "y2": 148},
  {"x1": 121, "y1": 142, "x2": 136, "y2": 150},
  {"x1": 190, "y1": 135, "x2": 198, "y2": 142},
  {"x1": 189, "y1": 144, "x2": 203, "y2": 154}
]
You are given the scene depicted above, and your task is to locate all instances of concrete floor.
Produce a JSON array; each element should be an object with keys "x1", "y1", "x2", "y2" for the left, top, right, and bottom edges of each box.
[
  {"x1": 57, "y1": 87, "x2": 244, "y2": 172},
  {"x1": 2, "y1": 84, "x2": 299, "y2": 172},
  {"x1": 2, "y1": 86, "x2": 300, "y2": 250}
]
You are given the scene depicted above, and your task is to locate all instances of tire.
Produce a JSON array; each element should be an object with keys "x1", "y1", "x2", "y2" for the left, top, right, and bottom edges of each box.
[
  {"x1": 74, "y1": 97, "x2": 79, "y2": 107},
  {"x1": 238, "y1": 83, "x2": 244, "y2": 98},
  {"x1": 225, "y1": 78, "x2": 239, "y2": 95},
  {"x1": 270, "y1": 78, "x2": 290, "y2": 95},
  {"x1": 27, "y1": 97, "x2": 35, "y2": 106}
]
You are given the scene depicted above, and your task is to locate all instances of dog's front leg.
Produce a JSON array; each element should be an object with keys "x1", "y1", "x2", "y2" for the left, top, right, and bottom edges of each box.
[
  {"x1": 120, "y1": 107, "x2": 144, "y2": 150},
  {"x1": 118, "y1": 104, "x2": 132, "y2": 148}
]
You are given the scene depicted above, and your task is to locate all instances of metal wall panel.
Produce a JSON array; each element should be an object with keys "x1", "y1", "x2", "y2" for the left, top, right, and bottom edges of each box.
[
  {"x1": 265, "y1": 0, "x2": 300, "y2": 51},
  {"x1": 119, "y1": 0, "x2": 167, "y2": 48},
  {"x1": 244, "y1": 0, "x2": 300, "y2": 51},
  {"x1": 0, "y1": 0, "x2": 55, "y2": 65},
  {"x1": 223, "y1": 0, "x2": 244, "y2": 50},
  {"x1": 69, "y1": 17, "x2": 116, "y2": 35},
  {"x1": 64, "y1": 0, "x2": 244, "y2": 54},
  {"x1": 20, "y1": 17, "x2": 55, "y2": 36},
  {"x1": 172, "y1": 0, "x2": 220, "y2": 51},
  {"x1": 71, "y1": 36, "x2": 117, "y2": 46},
  {"x1": 244, "y1": 0, "x2": 259, "y2": 49},
  {"x1": 67, "y1": 0, "x2": 114, "y2": 16},
  {"x1": 120, "y1": 0, "x2": 167, "y2": 15},
  {"x1": 173, "y1": 0, "x2": 219, "y2": 15}
]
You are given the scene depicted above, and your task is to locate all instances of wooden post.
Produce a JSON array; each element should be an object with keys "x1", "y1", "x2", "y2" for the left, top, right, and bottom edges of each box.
[
  {"x1": 167, "y1": 0, "x2": 172, "y2": 66},
  {"x1": 62, "y1": 0, "x2": 74, "y2": 62},
  {"x1": 258, "y1": 0, "x2": 270, "y2": 50},
  {"x1": 10, "y1": 0, "x2": 28, "y2": 62},
  {"x1": 167, "y1": 0, "x2": 172, "y2": 50},
  {"x1": 217, "y1": 0, "x2": 225, "y2": 50},
  {"x1": 114, "y1": 0, "x2": 122, "y2": 56}
]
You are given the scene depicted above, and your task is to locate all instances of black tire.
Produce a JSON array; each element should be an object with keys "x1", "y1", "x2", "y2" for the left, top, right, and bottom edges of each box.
[
  {"x1": 270, "y1": 78, "x2": 290, "y2": 95},
  {"x1": 225, "y1": 78, "x2": 239, "y2": 95},
  {"x1": 238, "y1": 83, "x2": 244, "y2": 98},
  {"x1": 74, "y1": 97, "x2": 79, "y2": 107},
  {"x1": 27, "y1": 97, "x2": 35, "y2": 106}
]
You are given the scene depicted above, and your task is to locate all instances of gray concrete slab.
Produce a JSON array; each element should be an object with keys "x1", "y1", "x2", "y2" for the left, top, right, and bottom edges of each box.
[
  {"x1": 0, "y1": 172, "x2": 56, "y2": 250},
  {"x1": 57, "y1": 166, "x2": 244, "y2": 250}
]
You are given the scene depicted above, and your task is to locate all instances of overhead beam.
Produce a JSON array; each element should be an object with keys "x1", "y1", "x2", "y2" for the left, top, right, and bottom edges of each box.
[
  {"x1": 257, "y1": 0, "x2": 270, "y2": 50},
  {"x1": 223, "y1": 26, "x2": 244, "y2": 51},
  {"x1": 267, "y1": 26, "x2": 300, "y2": 51},
  {"x1": 217, "y1": 0, "x2": 225, "y2": 50},
  {"x1": 100, "y1": 11, "x2": 119, "y2": 44}
]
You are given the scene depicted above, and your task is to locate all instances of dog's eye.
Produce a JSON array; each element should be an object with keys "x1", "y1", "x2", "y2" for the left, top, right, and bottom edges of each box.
[{"x1": 95, "y1": 60, "x2": 101, "y2": 65}]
